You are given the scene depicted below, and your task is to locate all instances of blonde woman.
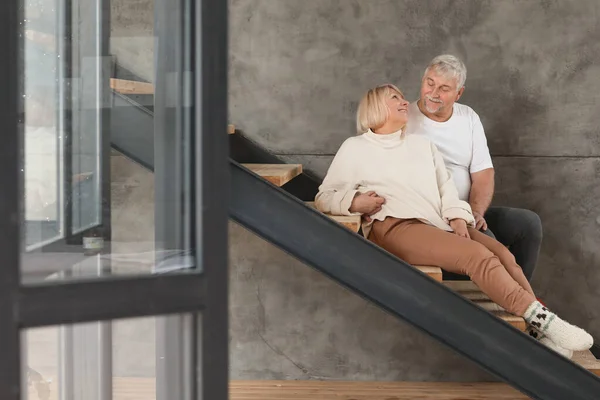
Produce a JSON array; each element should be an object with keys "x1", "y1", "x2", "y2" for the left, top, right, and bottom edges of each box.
[{"x1": 315, "y1": 84, "x2": 592, "y2": 358}]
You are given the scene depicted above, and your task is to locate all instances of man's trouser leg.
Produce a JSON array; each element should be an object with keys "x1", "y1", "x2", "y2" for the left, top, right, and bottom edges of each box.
[{"x1": 484, "y1": 206, "x2": 543, "y2": 281}]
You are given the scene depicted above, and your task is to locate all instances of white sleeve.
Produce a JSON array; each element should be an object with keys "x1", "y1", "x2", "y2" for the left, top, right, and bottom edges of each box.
[
  {"x1": 470, "y1": 111, "x2": 494, "y2": 173},
  {"x1": 314, "y1": 140, "x2": 361, "y2": 216}
]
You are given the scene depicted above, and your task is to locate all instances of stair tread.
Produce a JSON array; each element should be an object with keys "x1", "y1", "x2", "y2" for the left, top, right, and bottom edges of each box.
[
  {"x1": 242, "y1": 163, "x2": 302, "y2": 186},
  {"x1": 108, "y1": 77, "x2": 236, "y2": 134},
  {"x1": 110, "y1": 78, "x2": 154, "y2": 94},
  {"x1": 475, "y1": 300, "x2": 505, "y2": 312},
  {"x1": 572, "y1": 349, "x2": 600, "y2": 376},
  {"x1": 414, "y1": 265, "x2": 443, "y2": 282},
  {"x1": 491, "y1": 312, "x2": 526, "y2": 330},
  {"x1": 444, "y1": 280, "x2": 479, "y2": 292},
  {"x1": 462, "y1": 290, "x2": 490, "y2": 301},
  {"x1": 305, "y1": 202, "x2": 361, "y2": 232},
  {"x1": 442, "y1": 281, "x2": 526, "y2": 330}
]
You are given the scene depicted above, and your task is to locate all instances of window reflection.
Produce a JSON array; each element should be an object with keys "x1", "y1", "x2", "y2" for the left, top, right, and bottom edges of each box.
[
  {"x1": 22, "y1": 0, "x2": 104, "y2": 250},
  {"x1": 23, "y1": 3, "x2": 63, "y2": 249}
]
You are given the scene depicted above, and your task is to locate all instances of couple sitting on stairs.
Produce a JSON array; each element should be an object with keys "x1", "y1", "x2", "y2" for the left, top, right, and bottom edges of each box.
[{"x1": 314, "y1": 54, "x2": 593, "y2": 359}]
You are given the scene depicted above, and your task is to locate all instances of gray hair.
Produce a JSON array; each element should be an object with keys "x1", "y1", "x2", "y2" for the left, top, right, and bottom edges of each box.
[{"x1": 424, "y1": 54, "x2": 467, "y2": 90}]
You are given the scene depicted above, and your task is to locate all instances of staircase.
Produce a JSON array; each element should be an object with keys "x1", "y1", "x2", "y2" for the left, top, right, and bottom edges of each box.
[
  {"x1": 105, "y1": 73, "x2": 600, "y2": 398},
  {"x1": 241, "y1": 161, "x2": 520, "y2": 332},
  {"x1": 235, "y1": 134, "x2": 600, "y2": 383}
]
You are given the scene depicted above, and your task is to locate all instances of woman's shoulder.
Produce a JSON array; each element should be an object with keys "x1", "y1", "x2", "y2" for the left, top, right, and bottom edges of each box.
[{"x1": 336, "y1": 134, "x2": 369, "y2": 151}]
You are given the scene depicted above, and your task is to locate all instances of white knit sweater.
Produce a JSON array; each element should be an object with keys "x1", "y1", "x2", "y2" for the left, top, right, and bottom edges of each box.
[{"x1": 315, "y1": 128, "x2": 475, "y2": 237}]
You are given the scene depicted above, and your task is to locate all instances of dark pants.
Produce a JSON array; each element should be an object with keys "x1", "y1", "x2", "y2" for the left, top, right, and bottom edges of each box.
[{"x1": 443, "y1": 206, "x2": 543, "y2": 282}]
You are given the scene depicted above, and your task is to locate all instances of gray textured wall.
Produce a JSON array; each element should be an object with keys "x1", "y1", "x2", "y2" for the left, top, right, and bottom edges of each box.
[
  {"x1": 107, "y1": 0, "x2": 600, "y2": 382},
  {"x1": 111, "y1": 0, "x2": 154, "y2": 81},
  {"x1": 228, "y1": 0, "x2": 600, "y2": 381}
]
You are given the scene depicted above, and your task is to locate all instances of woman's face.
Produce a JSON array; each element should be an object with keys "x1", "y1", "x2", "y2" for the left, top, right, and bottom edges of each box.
[{"x1": 385, "y1": 91, "x2": 409, "y2": 126}]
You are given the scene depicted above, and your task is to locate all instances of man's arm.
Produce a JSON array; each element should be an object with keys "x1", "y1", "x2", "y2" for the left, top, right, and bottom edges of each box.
[
  {"x1": 468, "y1": 109, "x2": 494, "y2": 230},
  {"x1": 469, "y1": 168, "x2": 494, "y2": 216}
]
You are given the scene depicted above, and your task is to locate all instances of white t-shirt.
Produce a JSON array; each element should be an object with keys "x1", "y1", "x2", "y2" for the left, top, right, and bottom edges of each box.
[{"x1": 404, "y1": 101, "x2": 493, "y2": 201}]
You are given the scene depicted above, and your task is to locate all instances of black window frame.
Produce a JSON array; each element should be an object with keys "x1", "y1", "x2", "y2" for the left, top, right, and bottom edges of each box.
[{"x1": 0, "y1": 0, "x2": 228, "y2": 399}]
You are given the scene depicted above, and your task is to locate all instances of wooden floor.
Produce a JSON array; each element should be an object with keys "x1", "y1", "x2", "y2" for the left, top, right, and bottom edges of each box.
[
  {"x1": 230, "y1": 381, "x2": 532, "y2": 400},
  {"x1": 27, "y1": 377, "x2": 156, "y2": 400},
  {"x1": 29, "y1": 378, "x2": 534, "y2": 400},
  {"x1": 27, "y1": 347, "x2": 600, "y2": 400}
]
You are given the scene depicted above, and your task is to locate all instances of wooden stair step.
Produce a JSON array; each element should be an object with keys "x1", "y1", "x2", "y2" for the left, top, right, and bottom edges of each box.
[
  {"x1": 110, "y1": 78, "x2": 155, "y2": 95},
  {"x1": 572, "y1": 350, "x2": 600, "y2": 376},
  {"x1": 242, "y1": 163, "x2": 302, "y2": 186},
  {"x1": 462, "y1": 290, "x2": 490, "y2": 301},
  {"x1": 477, "y1": 300, "x2": 505, "y2": 312},
  {"x1": 108, "y1": 78, "x2": 236, "y2": 134},
  {"x1": 443, "y1": 281, "x2": 525, "y2": 331},
  {"x1": 491, "y1": 312, "x2": 527, "y2": 331},
  {"x1": 414, "y1": 265, "x2": 443, "y2": 282},
  {"x1": 444, "y1": 280, "x2": 479, "y2": 292},
  {"x1": 305, "y1": 202, "x2": 361, "y2": 232}
]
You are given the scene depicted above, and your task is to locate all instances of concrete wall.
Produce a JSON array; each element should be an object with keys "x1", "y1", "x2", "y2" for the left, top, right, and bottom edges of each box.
[
  {"x1": 106, "y1": 0, "x2": 600, "y2": 382},
  {"x1": 110, "y1": 0, "x2": 154, "y2": 81},
  {"x1": 228, "y1": 0, "x2": 600, "y2": 380}
]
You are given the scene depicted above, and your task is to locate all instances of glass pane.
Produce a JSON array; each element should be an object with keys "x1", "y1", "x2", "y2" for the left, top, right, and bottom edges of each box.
[
  {"x1": 23, "y1": 0, "x2": 64, "y2": 248},
  {"x1": 70, "y1": 0, "x2": 103, "y2": 234},
  {"x1": 24, "y1": 314, "x2": 195, "y2": 400},
  {"x1": 21, "y1": 0, "x2": 198, "y2": 284}
]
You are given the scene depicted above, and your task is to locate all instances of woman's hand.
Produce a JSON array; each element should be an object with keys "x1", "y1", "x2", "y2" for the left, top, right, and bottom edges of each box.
[
  {"x1": 450, "y1": 218, "x2": 470, "y2": 239},
  {"x1": 350, "y1": 191, "x2": 385, "y2": 219}
]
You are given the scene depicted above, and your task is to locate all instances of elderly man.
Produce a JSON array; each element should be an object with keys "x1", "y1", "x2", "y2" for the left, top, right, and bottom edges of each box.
[{"x1": 403, "y1": 54, "x2": 542, "y2": 281}]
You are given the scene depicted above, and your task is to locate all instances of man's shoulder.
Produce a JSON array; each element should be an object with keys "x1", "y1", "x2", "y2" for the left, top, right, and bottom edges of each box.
[{"x1": 454, "y1": 102, "x2": 481, "y2": 120}]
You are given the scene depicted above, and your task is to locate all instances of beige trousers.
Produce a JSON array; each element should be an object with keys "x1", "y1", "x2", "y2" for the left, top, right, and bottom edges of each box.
[{"x1": 368, "y1": 218, "x2": 536, "y2": 316}]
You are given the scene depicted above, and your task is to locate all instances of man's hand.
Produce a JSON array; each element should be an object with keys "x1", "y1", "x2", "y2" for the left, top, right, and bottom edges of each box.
[
  {"x1": 473, "y1": 211, "x2": 488, "y2": 231},
  {"x1": 350, "y1": 191, "x2": 385, "y2": 221},
  {"x1": 450, "y1": 218, "x2": 470, "y2": 239}
]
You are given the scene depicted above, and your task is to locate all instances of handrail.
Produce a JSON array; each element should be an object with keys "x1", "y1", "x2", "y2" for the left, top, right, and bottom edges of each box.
[{"x1": 229, "y1": 159, "x2": 600, "y2": 400}]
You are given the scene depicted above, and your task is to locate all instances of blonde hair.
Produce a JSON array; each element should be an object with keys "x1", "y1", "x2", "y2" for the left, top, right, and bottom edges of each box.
[{"x1": 356, "y1": 84, "x2": 404, "y2": 134}]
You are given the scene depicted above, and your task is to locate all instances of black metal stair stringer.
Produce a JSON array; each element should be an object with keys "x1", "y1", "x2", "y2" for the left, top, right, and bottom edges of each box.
[{"x1": 229, "y1": 159, "x2": 600, "y2": 400}]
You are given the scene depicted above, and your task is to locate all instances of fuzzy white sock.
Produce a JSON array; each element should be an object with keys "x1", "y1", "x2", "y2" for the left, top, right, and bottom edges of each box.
[
  {"x1": 524, "y1": 301, "x2": 593, "y2": 352},
  {"x1": 527, "y1": 326, "x2": 573, "y2": 359}
]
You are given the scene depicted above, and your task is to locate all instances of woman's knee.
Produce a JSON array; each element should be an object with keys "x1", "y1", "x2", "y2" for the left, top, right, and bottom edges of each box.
[{"x1": 497, "y1": 244, "x2": 517, "y2": 265}]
